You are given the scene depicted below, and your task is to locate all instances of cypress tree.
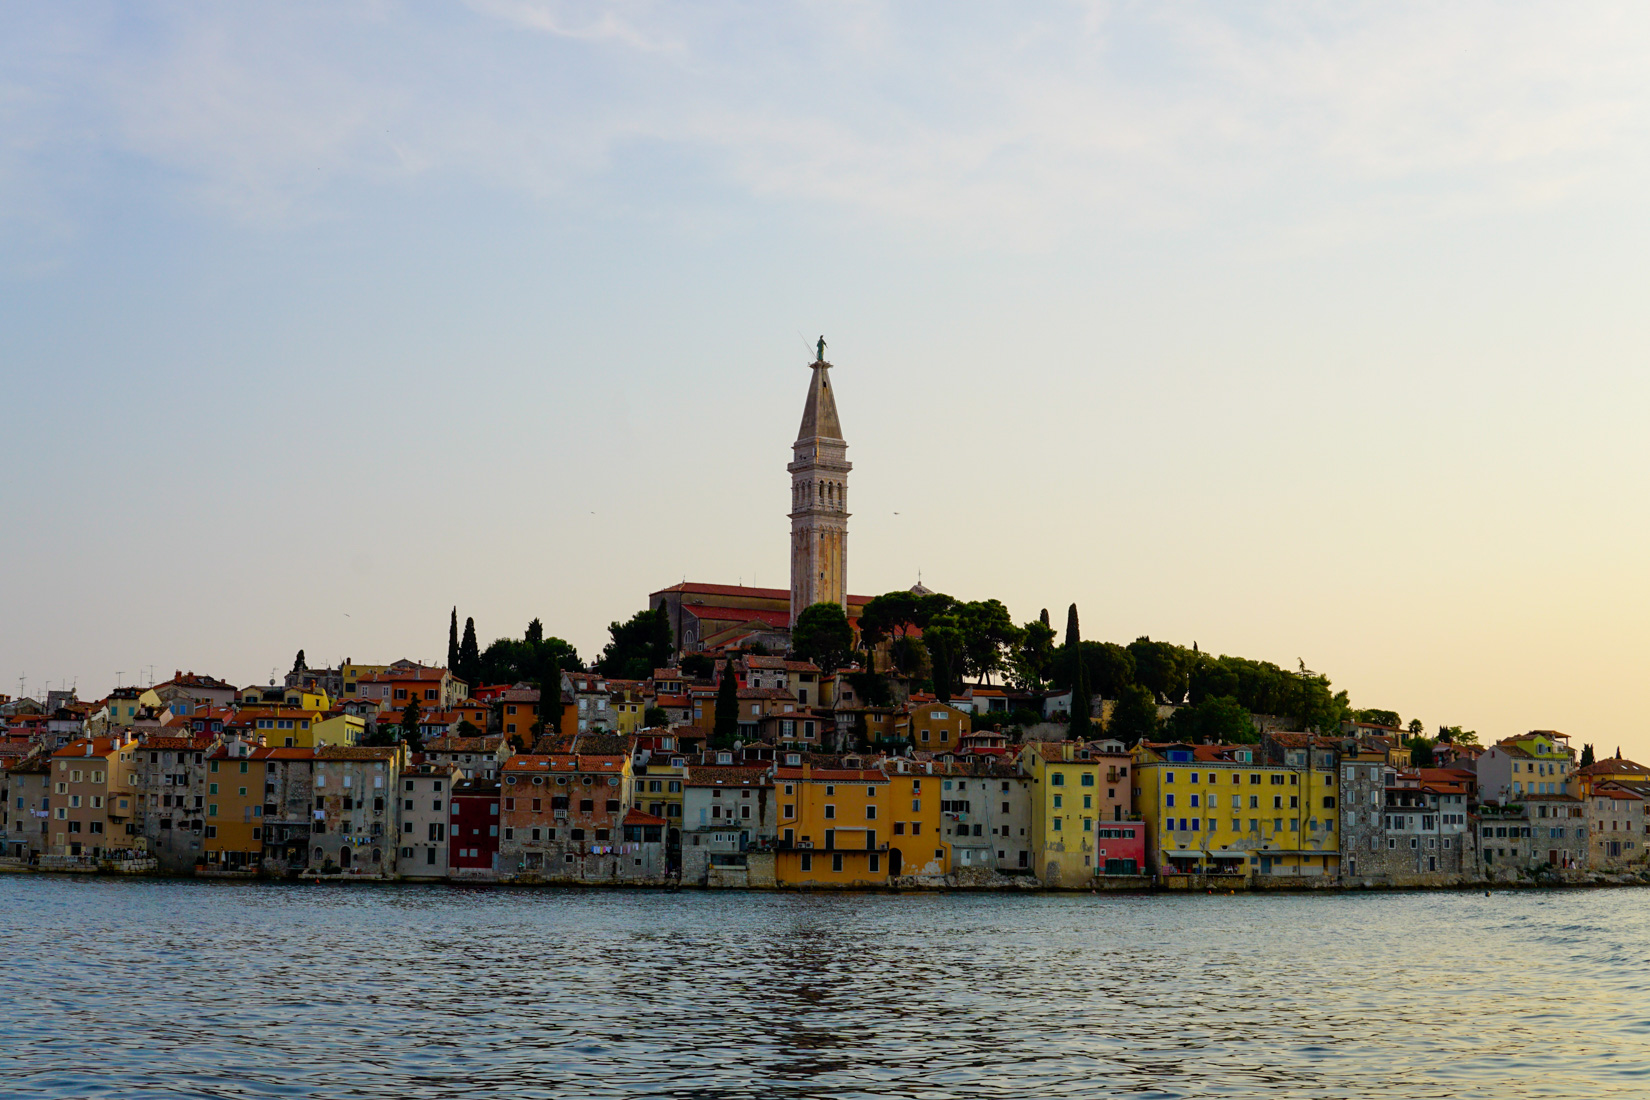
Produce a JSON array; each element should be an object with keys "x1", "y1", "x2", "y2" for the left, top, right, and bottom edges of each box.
[
  {"x1": 400, "y1": 696, "x2": 423, "y2": 753},
  {"x1": 458, "y1": 617, "x2": 481, "y2": 686},
  {"x1": 536, "y1": 658, "x2": 564, "y2": 739},
  {"x1": 713, "y1": 657, "x2": 740, "y2": 748},
  {"x1": 447, "y1": 607, "x2": 460, "y2": 671},
  {"x1": 1067, "y1": 604, "x2": 1092, "y2": 740}
]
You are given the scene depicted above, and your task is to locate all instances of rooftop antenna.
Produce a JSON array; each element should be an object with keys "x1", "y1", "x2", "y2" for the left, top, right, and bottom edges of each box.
[{"x1": 114, "y1": 671, "x2": 124, "y2": 689}]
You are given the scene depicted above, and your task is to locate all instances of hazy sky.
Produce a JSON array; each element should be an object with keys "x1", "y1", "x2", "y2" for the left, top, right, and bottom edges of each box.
[{"x1": 4, "y1": 3, "x2": 1649, "y2": 753}]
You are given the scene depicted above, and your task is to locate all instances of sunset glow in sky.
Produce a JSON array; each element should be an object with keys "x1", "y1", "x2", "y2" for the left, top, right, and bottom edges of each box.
[{"x1": 4, "y1": 3, "x2": 1650, "y2": 752}]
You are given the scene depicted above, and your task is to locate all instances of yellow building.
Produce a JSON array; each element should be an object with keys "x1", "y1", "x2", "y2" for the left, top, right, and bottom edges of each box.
[
  {"x1": 244, "y1": 707, "x2": 362, "y2": 748},
  {"x1": 340, "y1": 662, "x2": 390, "y2": 697},
  {"x1": 1022, "y1": 741, "x2": 1133, "y2": 886},
  {"x1": 908, "y1": 700, "x2": 970, "y2": 751},
  {"x1": 204, "y1": 742, "x2": 266, "y2": 871},
  {"x1": 607, "y1": 681, "x2": 648, "y2": 735},
  {"x1": 775, "y1": 765, "x2": 900, "y2": 885},
  {"x1": 1133, "y1": 741, "x2": 1341, "y2": 880}
]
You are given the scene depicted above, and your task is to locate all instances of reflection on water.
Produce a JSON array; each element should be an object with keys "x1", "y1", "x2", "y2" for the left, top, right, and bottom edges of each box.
[{"x1": 0, "y1": 878, "x2": 1646, "y2": 1098}]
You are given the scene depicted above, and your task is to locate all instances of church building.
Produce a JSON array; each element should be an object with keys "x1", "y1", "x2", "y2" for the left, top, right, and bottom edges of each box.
[{"x1": 650, "y1": 341, "x2": 870, "y2": 654}]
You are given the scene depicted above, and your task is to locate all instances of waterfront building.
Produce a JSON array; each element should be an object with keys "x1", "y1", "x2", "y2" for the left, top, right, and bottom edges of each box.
[
  {"x1": 1476, "y1": 803, "x2": 1535, "y2": 877},
  {"x1": 1378, "y1": 770, "x2": 1473, "y2": 878},
  {"x1": 127, "y1": 733, "x2": 215, "y2": 872},
  {"x1": 398, "y1": 763, "x2": 459, "y2": 879},
  {"x1": 5, "y1": 753, "x2": 52, "y2": 860},
  {"x1": 449, "y1": 776, "x2": 501, "y2": 879},
  {"x1": 1134, "y1": 740, "x2": 1341, "y2": 880},
  {"x1": 1521, "y1": 792, "x2": 1587, "y2": 869},
  {"x1": 632, "y1": 751, "x2": 688, "y2": 871},
  {"x1": 774, "y1": 763, "x2": 896, "y2": 886},
  {"x1": 255, "y1": 746, "x2": 321, "y2": 873},
  {"x1": 309, "y1": 745, "x2": 402, "y2": 875},
  {"x1": 203, "y1": 739, "x2": 266, "y2": 873},
  {"x1": 498, "y1": 751, "x2": 634, "y2": 880},
  {"x1": 1585, "y1": 782, "x2": 1647, "y2": 871},
  {"x1": 1023, "y1": 741, "x2": 1135, "y2": 886},
  {"x1": 932, "y1": 761, "x2": 1034, "y2": 875},
  {"x1": 48, "y1": 736, "x2": 139, "y2": 860},
  {"x1": 1338, "y1": 741, "x2": 1390, "y2": 879},
  {"x1": 680, "y1": 763, "x2": 775, "y2": 884}
]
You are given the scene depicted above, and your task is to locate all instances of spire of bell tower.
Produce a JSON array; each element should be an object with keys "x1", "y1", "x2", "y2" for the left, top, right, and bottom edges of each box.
[{"x1": 789, "y1": 338, "x2": 851, "y2": 626}]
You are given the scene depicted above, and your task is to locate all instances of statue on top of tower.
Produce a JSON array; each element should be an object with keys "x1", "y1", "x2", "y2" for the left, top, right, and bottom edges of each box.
[{"x1": 817, "y1": 335, "x2": 827, "y2": 362}]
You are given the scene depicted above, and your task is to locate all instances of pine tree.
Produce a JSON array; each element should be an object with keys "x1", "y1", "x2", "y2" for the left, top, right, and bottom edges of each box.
[
  {"x1": 447, "y1": 607, "x2": 460, "y2": 671},
  {"x1": 1581, "y1": 743, "x2": 1596, "y2": 768},
  {"x1": 713, "y1": 657, "x2": 740, "y2": 748},
  {"x1": 458, "y1": 617, "x2": 480, "y2": 686},
  {"x1": 1067, "y1": 604, "x2": 1092, "y2": 740},
  {"x1": 526, "y1": 618, "x2": 544, "y2": 645},
  {"x1": 292, "y1": 649, "x2": 306, "y2": 676}
]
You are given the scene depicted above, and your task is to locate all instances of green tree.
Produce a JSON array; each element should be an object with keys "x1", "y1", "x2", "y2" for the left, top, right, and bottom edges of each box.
[
  {"x1": 539, "y1": 661, "x2": 564, "y2": 737},
  {"x1": 1009, "y1": 611, "x2": 1058, "y2": 691},
  {"x1": 924, "y1": 617, "x2": 965, "y2": 703},
  {"x1": 643, "y1": 705, "x2": 669, "y2": 728},
  {"x1": 1109, "y1": 684, "x2": 1158, "y2": 746},
  {"x1": 712, "y1": 658, "x2": 740, "y2": 748},
  {"x1": 680, "y1": 653, "x2": 714, "y2": 679},
  {"x1": 847, "y1": 670, "x2": 894, "y2": 708},
  {"x1": 1128, "y1": 637, "x2": 1190, "y2": 705},
  {"x1": 1410, "y1": 738, "x2": 1435, "y2": 768},
  {"x1": 952, "y1": 600, "x2": 1023, "y2": 685},
  {"x1": 887, "y1": 635, "x2": 929, "y2": 677},
  {"x1": 1408, "y1": 718, "x2": 1424, "y2": 736},
  {"x1": 447, "y1": 607, "x2": 460, "y2": 671},
  {"x1": 793, "y1": 602, "x2": 855, "y2": 672},
  {"x1": 1066, "y1": 605, "x2": 1092, "y2": 739},
  {"x1": 477, "y1": 633, "x2": 580, "y2": 686},
  {"x1": 1437, "y1": 725, "x2": 1480, "y2": 746},
  {"x1": 458, "y1": 617, "x2": 481, "y2": 685},
  {"x1": 400, "y1": 697, "x2": 423, "y2": 753},
  {"x1": 292, "y1": 649, "x2": 306, "y2": 676},
  {"x1": 1164, "y1": 696, "x2": 1257, "y2": 744},
  {"x1": 1581, "y1": 743, "x2": 1596, "y2": 767},
  {"x1": 455, "y1": 718, "x2": 482, "y2": 737},
  {"x1": 598, "y1": 608, "x2": 673, "y2": 678},
  {"x1": 1354, "y1": 708, "x2": 1401, "y2": 729}
]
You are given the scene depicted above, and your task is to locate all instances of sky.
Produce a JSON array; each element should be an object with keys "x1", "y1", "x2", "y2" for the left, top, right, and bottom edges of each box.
[{"x1": 3, "y1": 2, "x2": 1649, "y2": 754}]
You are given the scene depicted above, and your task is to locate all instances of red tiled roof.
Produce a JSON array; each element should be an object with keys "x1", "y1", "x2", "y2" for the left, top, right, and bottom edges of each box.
[{"x1": 623, "y1": 808, "x2": 668, "y2": 826}]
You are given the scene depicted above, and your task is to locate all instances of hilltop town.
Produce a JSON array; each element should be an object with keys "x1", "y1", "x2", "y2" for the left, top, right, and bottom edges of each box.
[{"x1": 4, "y1": 349, "x2": 1645, "y2": 891}]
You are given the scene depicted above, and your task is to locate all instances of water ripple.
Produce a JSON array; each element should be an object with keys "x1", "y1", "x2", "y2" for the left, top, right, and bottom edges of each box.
[{"x1": 0, "y1": 879, "x2": 1645, "y2": 1098}]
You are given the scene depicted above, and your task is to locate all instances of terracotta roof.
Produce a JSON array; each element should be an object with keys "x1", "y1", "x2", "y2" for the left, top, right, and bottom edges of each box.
[
  {"x1": 653, "y1": 582, "x2": 871, "y2": 605},
  {"x1": 316, "y1": 746, "x2": 399, "y2": 761},
  {"x1": 424, "y1": 736, "x2": 505, "y2": 753},
  {"x1": 623, "y1": 808, "x2": 668, "y2": 826},
  {"x1": 775, "y1": 767, "x2": 886, "y2": 782},
  {"x1": 686, "y1": 766, "x2": 772, "y2": 787},
  {"x1": 250, "y1": 747, "x2": 321, "y2": 761},
  {"x1": 504, "y1": 754, "x2": 626, "y2": 773},
  {"x1": 137, "y1": 736, "x2": 213, "y2": 751},
  {"x1": 1580, "y1": 758, "x2": 1650, "y2": 776},
  {"x1": 52, "y1": 738, "x2": 121, "y2": 758}
]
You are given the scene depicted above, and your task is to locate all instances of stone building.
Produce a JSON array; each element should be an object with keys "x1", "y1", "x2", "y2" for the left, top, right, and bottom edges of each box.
[
  {"x1": 397, "y1": 762, "x2": 459, "y2": 879},
  {"x1": 680, "y1": 764, "x2": 776, "y2": 885},
  {"x1": 308, "y1": 745, "x2": 401, "y2": 876},
  {"x1": 257, "y1": 746, "x2": 320, "y2": 875},
  {"x1": 1586, "y1": 782, "x2": 1647, "y2": 871},
  {"x1": 498, "y1": 751, "x2": 635, "y2": 881},
  {"x1": 129, "y1": 733, "x2": 216, "y2": 873}
]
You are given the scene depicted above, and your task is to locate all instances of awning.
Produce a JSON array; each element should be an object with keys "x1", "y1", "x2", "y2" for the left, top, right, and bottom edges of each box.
[{"x1": 1162, "y1": 849, "x2": 1204, "y2": 860}]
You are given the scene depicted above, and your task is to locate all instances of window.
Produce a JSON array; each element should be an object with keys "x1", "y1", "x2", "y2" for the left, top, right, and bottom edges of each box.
[
  {"x1": 831, "y1": 853, "x2": 843, "y2": 872},
  {"x1": 801, "y1": 853, "x2": 812, "y2": 871},
  {"x1": 1051, "y1": 773, "x2": 1065, "y2": 787}
]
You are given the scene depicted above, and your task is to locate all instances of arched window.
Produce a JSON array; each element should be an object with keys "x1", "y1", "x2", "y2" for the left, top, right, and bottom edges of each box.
[{"x1": 313, "y1": 847, "x2": 323, "y2": 861}]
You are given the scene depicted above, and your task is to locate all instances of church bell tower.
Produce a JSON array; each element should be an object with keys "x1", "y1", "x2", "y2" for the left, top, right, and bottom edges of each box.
[{"x1": 789, "y1": 339, "x2": 850, "y2": 625}]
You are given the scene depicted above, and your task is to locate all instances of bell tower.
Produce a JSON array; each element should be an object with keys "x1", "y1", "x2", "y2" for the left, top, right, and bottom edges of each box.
[{"x1": 789, "y1": 340, "x2": 850, "y2": 625}]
